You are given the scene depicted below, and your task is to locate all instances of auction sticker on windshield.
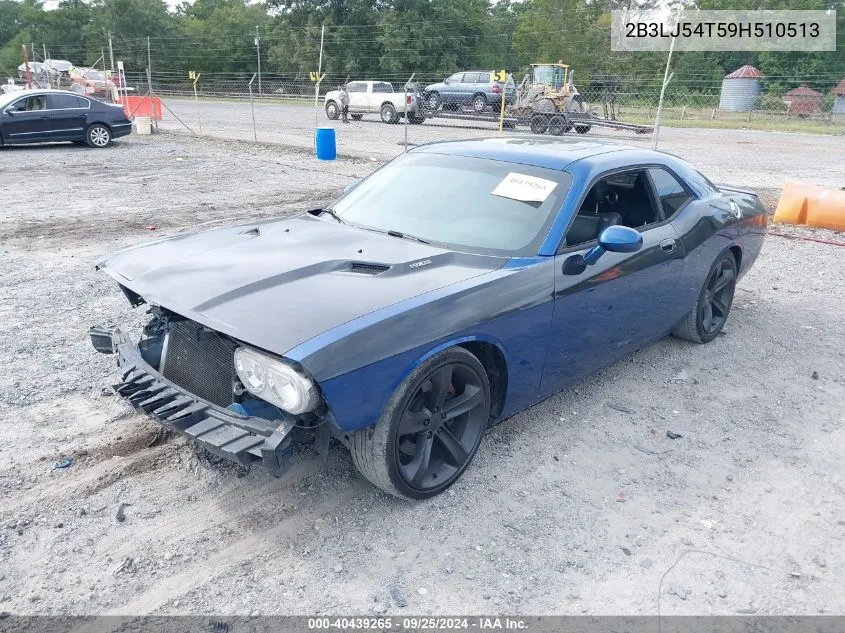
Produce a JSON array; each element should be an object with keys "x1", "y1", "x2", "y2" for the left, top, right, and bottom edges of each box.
[{"x1": 492, "y1": 172, "x2": 558, "y2": 203}]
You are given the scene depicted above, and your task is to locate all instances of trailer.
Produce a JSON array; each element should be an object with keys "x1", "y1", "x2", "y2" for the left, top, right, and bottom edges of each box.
[{"x1": 422, "y1": 105, "x2": 653, "y2": 136}]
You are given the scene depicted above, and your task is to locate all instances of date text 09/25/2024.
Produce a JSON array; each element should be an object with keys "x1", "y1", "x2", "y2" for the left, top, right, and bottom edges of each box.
[{"x1": 308, "y1": 617, "x2": 529, "y2": 630}]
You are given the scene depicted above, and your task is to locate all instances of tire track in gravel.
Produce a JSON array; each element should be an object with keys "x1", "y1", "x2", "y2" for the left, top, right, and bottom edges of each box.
[{"x1": 103, "y1": 471, "x2": 370, "y2": 615}]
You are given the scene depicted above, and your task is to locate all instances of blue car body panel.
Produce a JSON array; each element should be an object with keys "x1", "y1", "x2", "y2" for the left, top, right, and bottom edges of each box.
[{"x1": 96, "y1": 137, "x2": 768, "y2": 436}]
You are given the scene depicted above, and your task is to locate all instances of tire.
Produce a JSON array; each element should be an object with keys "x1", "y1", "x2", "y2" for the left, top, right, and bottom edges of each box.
[
  {"x1": 86, "y1": 124, "x2": 111, "y2": 148},
  {"x1": 671, "y1": 251, "x2": 737, "y2": 343},
  {"x1": 472, "y1": 93, "x2": 487, "y2": 113},
  {"x1": 380, "y1": 102, "x2": 398, "y2": 124},
  {"x1": 325, "y1": 100, "x2": 339, "y2": 120},
  {"x1": 535, "y1": 98, "x2": 557, "y2": 114},
  {"x1": 566, "y1": 96, "x2": 591, "y2": 134},
  {"x1": 529, "y1": 114, "x2": 549, "y2": 134},
  {"x1": 350, "y1": 347, "x2": 492, "y2": 500},
  {"x1": 548, "y1": 115, "x2": 567, "y2": 135},
  {"x1": 426, "y1": 92, "x2": 441, "y2": 110},
  {"x1": 351, "y1": 114, "x2": 363, "y2": 121}
]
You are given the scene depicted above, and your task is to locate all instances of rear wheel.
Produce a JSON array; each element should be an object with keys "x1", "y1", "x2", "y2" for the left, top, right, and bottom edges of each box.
[
  {"x1": 472, "y1": 93, "x2": 487, "y2": 113},
  {"x1": 566, "y1": 97, "x2": 591, "y2": 134},
  {"x1": 86, "y1": 124, "x2": 111, "y2": 148},
  {"x1": 350, "y1": 347, "x2": 491, "y2": 500},
  {"x1": 380, "y1": 103, "x2": 398, "y2": 124},
  {"x1": 548, "y1": 115, "x2": 567, "y2": 135},
  {"x1": 672, "y1": 251, "x2": 737, "y2": 343}
]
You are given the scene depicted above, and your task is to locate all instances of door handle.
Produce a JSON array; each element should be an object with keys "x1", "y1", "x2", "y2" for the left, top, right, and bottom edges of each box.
[
  {"x1": 660, "y1": 238, "x2": 677, "y2": 254},
  {"x1": 40, "y1": 116, "x2": 49, "y2": 120}
]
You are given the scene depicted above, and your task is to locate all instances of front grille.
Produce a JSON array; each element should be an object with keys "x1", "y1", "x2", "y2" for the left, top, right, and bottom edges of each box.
[{"x1": 160, "y1": 320, "x2": 238, "y2": 408}]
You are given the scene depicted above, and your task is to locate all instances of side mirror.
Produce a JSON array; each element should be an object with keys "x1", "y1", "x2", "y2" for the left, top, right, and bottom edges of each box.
[
  {"x1": 343, "y1": 180, "x2": 360, "y2": 194},
  {"x1": 584, "y1": 225, "x2": 643, "y2": 265}
]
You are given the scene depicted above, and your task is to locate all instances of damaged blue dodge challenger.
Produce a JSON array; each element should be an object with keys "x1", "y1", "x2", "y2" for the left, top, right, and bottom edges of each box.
[{"x1": 91, "y1": 137, "x2": 767, "y2": 499}]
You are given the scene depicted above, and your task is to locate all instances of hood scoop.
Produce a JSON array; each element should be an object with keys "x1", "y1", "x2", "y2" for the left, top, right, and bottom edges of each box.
[{"x1": 348, "y1": 262, "x2": 391, "y2": 275}]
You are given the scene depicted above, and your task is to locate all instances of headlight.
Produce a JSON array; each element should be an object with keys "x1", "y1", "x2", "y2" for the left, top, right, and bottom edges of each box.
[{"x1": 233, "y1": 347, "x2": 319, "y2": 415}]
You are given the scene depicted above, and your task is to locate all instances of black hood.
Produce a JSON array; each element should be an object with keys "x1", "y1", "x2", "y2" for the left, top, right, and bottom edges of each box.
[{"x1": 97, "y1": 214, "x2": 505, "y2": 355}]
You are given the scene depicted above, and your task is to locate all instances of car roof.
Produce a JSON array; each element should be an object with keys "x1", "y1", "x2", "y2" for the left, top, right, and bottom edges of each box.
[
  {"x1": 411, "y1": 137, "x2": 665, "y2": 171},
  {"x1": 0, "y1": 88, "x2": 90, "y2": 108}
]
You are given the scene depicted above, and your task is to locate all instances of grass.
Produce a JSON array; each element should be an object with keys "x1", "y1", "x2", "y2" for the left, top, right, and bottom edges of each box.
[{"x1": 618, "y1": 105, "x2": 845, "y2": 135}]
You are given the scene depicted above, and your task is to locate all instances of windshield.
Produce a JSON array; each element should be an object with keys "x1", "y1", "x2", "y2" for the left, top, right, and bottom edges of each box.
[
  {"x1": 533, "y1": 66, "x2": 564, "y2": 90},
  {"x1": 331, "y1": 152, "x2": 571, "y2": 256}
]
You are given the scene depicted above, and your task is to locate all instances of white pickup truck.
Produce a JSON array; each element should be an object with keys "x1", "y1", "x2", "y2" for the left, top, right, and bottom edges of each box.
[{"x1": 324, "y1": 80, "x2": 425, "y2": 124}]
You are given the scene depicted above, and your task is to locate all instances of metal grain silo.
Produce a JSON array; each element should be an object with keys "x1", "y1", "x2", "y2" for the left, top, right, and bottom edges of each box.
[{"x1": 718, "y1": 65, "x2": 764, "y2": 112}]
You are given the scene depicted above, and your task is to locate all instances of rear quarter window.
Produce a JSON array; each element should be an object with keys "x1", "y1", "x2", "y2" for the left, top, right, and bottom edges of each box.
[{"x1": 648, "y1": 167, "x2": 693, "y2": 217}]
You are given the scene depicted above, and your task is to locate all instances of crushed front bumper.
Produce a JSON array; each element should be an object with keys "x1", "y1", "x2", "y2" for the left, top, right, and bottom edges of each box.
[{"x1": 90, "y1": 326, "x2": 297, "y2": 477}]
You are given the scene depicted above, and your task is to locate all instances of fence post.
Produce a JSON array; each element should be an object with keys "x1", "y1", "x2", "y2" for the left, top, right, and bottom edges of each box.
[
  {"x1": 404, "y1": 73, "x2": 415, "y2": 153},
  {"x1": 191, "y1": 72, "x2": 203, "y2": 136},
  {"x1": 147, "y1": 37, "x2": 158, "y2": 133},
  {"x1": 249, "y1": 73, "x2": 258, "y2": 143},
  {"x1": 314, "y1": 25, "x2": 325, "y2": 128}
]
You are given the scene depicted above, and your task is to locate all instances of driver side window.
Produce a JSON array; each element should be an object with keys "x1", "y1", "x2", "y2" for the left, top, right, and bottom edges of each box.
[{"x1": 564, "y1": 169, "x2": 662, "y2": 248}]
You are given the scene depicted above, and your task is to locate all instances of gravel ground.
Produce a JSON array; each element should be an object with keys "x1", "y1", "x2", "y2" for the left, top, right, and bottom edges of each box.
[
  {"x1": 0, "y1": 130, "x2": 843, "y2": 617},
  {"x1": 158, "y1": 98, "x2": 845, "y2": 199}
]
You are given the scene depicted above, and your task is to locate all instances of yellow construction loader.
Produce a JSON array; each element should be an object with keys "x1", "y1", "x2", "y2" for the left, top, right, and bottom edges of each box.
[{"x1": 511, "y1": 61, "x2": 592, "y2": 135}]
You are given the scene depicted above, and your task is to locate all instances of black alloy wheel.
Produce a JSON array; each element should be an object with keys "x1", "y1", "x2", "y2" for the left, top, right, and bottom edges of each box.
[
  {"x1": 350, "y1": 347, "x2": 491, "y2": 499},
  {"x1": 701, "y1": 255, "x2": 736, "y2": 336},
  {"x1": 672, "y1": 251, "x2": 737, "y2": 343},
  {"x1": 394, "y1": 363, "x2": 488, "y2": 492}
]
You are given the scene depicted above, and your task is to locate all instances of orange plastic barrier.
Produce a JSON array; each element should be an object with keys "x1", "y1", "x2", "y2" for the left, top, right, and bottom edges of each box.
[
  {"x1": 117, "y1": 95, "x2": 163, "y2": 121},
  {"x1": 774, "y1": 182, "x2": 845, "y2": 232}
]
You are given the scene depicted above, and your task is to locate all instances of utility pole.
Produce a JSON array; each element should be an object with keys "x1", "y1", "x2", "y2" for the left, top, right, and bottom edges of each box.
[
  {"x1": 255, "y1": 26, "x2": 262, "y2": 96},
  {"x1": 108, "y1": 32, "x2": 115, "y2": 75},
  {"x1": 148, "y1": 36, "x2": 158, "y2": 132}
]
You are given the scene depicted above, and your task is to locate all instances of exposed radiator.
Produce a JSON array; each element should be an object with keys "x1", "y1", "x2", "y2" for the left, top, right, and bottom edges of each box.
[{"x1": 160, "y1": 320, "x2": 238, "y2": 408}]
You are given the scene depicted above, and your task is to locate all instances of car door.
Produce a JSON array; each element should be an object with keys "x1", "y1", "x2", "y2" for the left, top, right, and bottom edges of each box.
[
  {"x1": 347, "y1": 82, "x2": 367, "y2": 112},
  {"x1": 540, "y1": 168, "x2": 687, "y2": 395},
  {"x1": 369, "y1": 82, "x2": 392, "y2": 112},
  {"x1": 1, "y1": 94, "x2": 50, "y2": 143},
  {"x1": 442, "y1": 73, "x2": 464, "y2": 106},
  {"x1": 46, "y1": 93, "x2": 88, "y2": 140},
  {"x1": 458, "y1": 72, "x2": 478, "y2": 104}
]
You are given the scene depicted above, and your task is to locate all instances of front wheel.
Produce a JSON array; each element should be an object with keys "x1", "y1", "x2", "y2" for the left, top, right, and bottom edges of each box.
[
  {"x1": 350, "y1": 347, "x2": 491, "y2": 500},
  {"x1": 426, "y1": 92, "x2": 441, "y2": 110},
  {"x1": 86, "y1": 124, "x2": 111, "y2": 148},
  {"x1": 380, "y1": 103, "x2": 398, "y2": 124},
  {"x1": 672, "y1": 251, "x2": 737, "y2": 343}
]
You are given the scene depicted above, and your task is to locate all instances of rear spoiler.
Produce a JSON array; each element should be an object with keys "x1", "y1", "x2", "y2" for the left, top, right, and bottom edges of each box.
[{"x1": 714, "y1": 183, "x2": 759, "y2": 197}]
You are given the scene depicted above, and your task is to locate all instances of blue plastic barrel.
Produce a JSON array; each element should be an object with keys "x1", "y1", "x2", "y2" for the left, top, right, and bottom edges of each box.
[{"x1": 315, "y1": 127, "x2": 336, "y2": 160}]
